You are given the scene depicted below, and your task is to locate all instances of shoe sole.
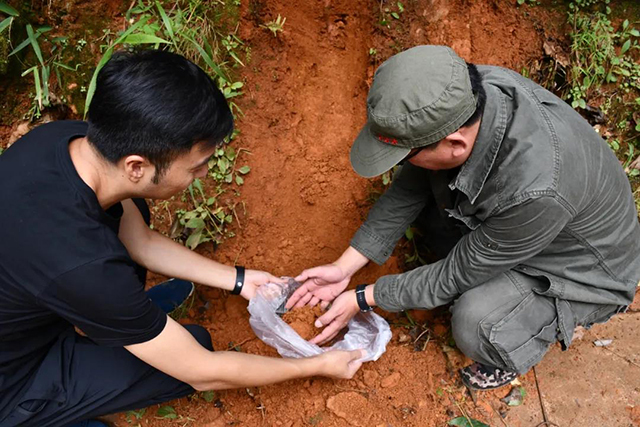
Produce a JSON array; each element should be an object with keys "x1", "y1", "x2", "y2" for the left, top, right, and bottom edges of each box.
[{"x1": 460, "y1": 372, "x2": 514, "y2": 391}]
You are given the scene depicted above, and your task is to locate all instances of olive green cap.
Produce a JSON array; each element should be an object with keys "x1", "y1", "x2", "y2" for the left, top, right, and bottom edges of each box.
[{"x1": 350, "y1": 45, "x2": 476, "y2": 178}]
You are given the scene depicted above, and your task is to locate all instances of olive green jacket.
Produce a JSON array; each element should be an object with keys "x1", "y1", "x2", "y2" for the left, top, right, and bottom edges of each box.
[{"x1": 352, "y1": 65, "x2": 640, "y2": 317}]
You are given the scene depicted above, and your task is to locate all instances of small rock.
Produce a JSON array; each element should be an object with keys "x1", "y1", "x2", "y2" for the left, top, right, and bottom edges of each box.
[
  {"x1": 8, "y1": 121, "x2": 31, "y2": 146},
  {"x1": 326, "y1": 392, "x2": 372, "y2": 427},
  {"x1": 594, "y1": 339, "x2": 613, "y2": 347},
  {"x1": 380, "y1": 372, "x2": 401, "y2": 388},
  {"x1": 398, "y1": 332, "x2": 411, "y2": 343}
]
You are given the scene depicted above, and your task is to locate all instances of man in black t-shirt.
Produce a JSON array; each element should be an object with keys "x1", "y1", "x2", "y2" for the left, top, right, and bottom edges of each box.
[{"x1": 0, "y1": 50, "x2": 363, "y2": 427}]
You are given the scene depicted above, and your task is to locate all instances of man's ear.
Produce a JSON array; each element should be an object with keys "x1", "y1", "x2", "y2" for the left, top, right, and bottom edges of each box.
[
  {"x1": 444, "y1": 132, "x2": 470, "y2": 159},
  {"x1": 122, "y1": 155, "x2": 152, "y2": 183}
]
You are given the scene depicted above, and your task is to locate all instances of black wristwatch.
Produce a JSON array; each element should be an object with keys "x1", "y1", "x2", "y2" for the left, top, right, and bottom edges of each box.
[
  {"x1": 355, "y1": 284, "x2": 373, "y2": 312},
  {"x1": 231, "y1": 266, "x2": 245, "y2": 295}
]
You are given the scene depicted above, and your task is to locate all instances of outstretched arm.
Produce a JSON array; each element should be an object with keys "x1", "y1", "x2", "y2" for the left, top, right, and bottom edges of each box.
[
  {"x1": 118, "y1": 199, "x2": 279, "y2": 299},
  {"x1": 125, "y1": 316, "x2": 364, "y2": 390}
]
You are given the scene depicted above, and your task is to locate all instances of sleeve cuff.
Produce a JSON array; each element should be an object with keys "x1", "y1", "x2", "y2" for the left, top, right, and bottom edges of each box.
[
  {"x1": 350, "y1": 226, "x2": 396, "y2": 265},
  {"x1": 89, "y1": 312, "x2": 168, "y2": 347},
  {"x1": 373, "y1": 273, "x2": 404, "y2": 312}
]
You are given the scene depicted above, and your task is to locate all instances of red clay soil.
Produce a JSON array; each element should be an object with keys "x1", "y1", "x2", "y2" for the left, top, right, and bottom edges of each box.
[
  {"x1": 91, "y1": 0, "x2": 636, "y2": 426},
  {"x1": 282, "y1": 305, "x2": 325, "y2": 341}
]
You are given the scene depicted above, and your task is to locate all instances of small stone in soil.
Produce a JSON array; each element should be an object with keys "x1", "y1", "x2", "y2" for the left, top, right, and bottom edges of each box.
[{"x1": 380, "y1": 372, "x2": 401, "y2": 388}]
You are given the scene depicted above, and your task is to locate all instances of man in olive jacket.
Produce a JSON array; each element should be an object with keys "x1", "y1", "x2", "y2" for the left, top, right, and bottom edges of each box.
[{"x1": 287, "y1": 45, "x2": 640, "y2": 390}]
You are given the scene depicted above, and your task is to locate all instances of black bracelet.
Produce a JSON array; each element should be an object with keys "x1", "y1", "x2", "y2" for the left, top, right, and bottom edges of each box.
[
  {"x1": 355, "y1": 284, "x2": 373, "y2": 312},
  {"x1": 231, "y1": 266, "x2": 245, "y2": 295}
]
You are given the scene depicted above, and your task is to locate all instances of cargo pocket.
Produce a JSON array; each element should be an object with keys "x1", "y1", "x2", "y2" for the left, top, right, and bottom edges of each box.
[{"x1": 488, "y1": 291, "x2": 559, "y2": 374}]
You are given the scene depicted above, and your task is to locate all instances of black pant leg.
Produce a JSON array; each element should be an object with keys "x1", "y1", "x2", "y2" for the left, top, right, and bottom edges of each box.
[{"x1": 0, "y1": 325, "x2": 213, "y2": 427}]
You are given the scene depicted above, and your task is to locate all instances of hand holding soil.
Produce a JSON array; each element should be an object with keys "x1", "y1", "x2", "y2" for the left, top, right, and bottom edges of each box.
[
  {"x1": 311, "y1": 290, "x2": 360, "y2": 345},
  {"x1": 314, "y1": 349, "x2": 365, "y2": 379}
]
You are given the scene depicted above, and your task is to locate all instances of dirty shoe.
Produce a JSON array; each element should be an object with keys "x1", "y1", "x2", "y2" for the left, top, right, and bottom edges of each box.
[{"x1": 460, "y1": 362, "x2": 518, "y2": 391}]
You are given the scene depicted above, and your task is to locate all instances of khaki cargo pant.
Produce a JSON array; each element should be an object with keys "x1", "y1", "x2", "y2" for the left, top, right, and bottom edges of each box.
[{"x1": 449, "y1": 270, "x2": 624, "y2": 374}]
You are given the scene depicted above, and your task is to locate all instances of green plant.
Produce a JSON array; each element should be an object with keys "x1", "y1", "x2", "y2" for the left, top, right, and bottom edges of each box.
[
  {"x1": 404, "y1": 226, "x2": 426, "y2": 265},
  {"x1": 448, "y1": 417, "x2": 489, "y2": 427},
  {"x1": 200, "y1": 390, "x2": 215, "y2": 402},
  {"x1": 260, "y1": 14, "x2": 286, "y2": 37},
  {"x1": 0, "y1": 1, "x2": 18, "y2": 36},
  {"x1": 169, "y1": 145, "x2": 250, "y2": 250},
  {"x1": 378, "y1": 1, "x2": 404, "y2": 26},
  {"x1": 156, "y1": 405, "x2": 177, "y2": 420},
  {"x1": 7, "y1": 22, "x2": 77, "y2": 118},
  {"x1": 565, "y1": 1, "x2": 640, "y2": 108},
  {"x1": 125, "y1": 408, "x2": 146, "y2": 423}
]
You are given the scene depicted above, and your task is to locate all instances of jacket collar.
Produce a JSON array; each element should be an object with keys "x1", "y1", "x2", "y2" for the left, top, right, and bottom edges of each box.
[{"x1": 449, "y1": 83, "x2": 508, "y2": 204}]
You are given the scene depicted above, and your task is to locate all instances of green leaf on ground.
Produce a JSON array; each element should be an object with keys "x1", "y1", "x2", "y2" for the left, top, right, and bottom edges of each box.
[
  {"x1": 448, "y1": 417, "x2": 490, "y2": 427},
  {"x1": 156, "y1": 405, "x2": 177, "y2": 419},
  {"x1": 237, "y1": 165, "x2": 250, "y2": 174},
  {"x1": 501, "y1": 386, "x2": 526, "y2": 406},
  {"x1": 201, "y1": 390, "x2": 215, "y2": 402}
]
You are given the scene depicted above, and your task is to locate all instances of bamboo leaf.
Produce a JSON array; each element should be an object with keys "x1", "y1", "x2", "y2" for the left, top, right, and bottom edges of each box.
[
  {"x1": 121, "y1": 33, "x2": 170, "y2": 45},
  {"x1": 9, "y1": 37, "x2": 31, "y2": 57},
  {"x1": 184, "y1": 35, "x2": 229, "y2": 82},
  {"x1": 84, "y1": 17, "x2": 150, "y2": 118},
  {"x1": 0, "y1": 1, "x2": 19, "y2": 16},
  {"x1": 53, "y1": 61, "x2": 77, "y2": 71},
  {"x1": 36, "y1": 25, "x2": 52, "y2": 34},
  {"x1": 26, "y1": 24, "x2": 45, "y2": 66},
  {"x1": 41, "y1": 65, "x2": 49, "y2": 106},
  {"x1": 0, "y1": 16, "x2": 13, "y2": 34},
  {"x1": 155, "y1": 0, "x2": 176, "y2": 43},
  {"x1": 84, "y1": 48, "x2": 112, "y2": 118},
  {"x1": 22, "y1": 66, "x2": 42, "y2": 109}
]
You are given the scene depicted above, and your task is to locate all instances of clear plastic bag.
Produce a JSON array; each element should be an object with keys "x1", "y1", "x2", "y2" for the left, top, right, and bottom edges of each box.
[{"x1": 248, "y1": 279, "x2": 392, "y2": 362}]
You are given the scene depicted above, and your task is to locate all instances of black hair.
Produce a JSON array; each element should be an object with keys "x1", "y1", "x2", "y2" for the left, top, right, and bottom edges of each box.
[
  {"x1": 86, "y1": 49, "x2": 233, "y2": 183},
  {"x1": 461, "y1": 62, "x2": 486, "y2": 128}
]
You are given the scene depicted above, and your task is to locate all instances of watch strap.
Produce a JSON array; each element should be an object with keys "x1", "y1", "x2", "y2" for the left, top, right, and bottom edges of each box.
[
  {"x1": 231, "y1": 266, "x2": 245, "y2": 295},
  {"x1": 355, "y1": 284, "x2": 372, "y2": 312}
]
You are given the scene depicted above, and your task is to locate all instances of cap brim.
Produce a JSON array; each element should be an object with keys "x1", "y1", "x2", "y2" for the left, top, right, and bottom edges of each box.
[{"x1": 350, "y1": 122, "x2": 410, "y2": 178}]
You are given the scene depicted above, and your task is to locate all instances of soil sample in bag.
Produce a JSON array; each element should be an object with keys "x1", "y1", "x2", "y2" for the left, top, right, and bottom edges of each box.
[{"x1": 282, "y1": 305, "x2": 324, "y2": 341}]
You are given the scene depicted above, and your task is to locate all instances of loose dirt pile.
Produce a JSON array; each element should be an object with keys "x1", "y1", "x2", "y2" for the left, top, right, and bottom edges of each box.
[{"x1": 282, "y1": 305, "x2": 324, "y2": 341}]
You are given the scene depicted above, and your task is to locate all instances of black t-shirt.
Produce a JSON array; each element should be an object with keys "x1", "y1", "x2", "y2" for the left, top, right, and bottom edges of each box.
[{"x1": 0, "y1": 121, "x2": 166, "y2": 418}]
